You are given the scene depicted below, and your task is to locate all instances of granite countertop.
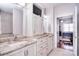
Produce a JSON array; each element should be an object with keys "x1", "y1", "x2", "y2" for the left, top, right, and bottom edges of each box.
[
  {"x1": 0, "y1": 38, "x2": 37, "y2": 56},
  {"x1": 0, "y1": 33, "x2": 53, "y2": 56},
  {"x1": 33, "y1": 33, "x2": 53, "y2": 39}
]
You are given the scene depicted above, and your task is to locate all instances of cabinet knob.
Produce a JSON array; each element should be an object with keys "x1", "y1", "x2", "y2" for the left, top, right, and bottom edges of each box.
[
  {"x1": 24, "y1": 50, "x2": 28, "y2": 56},
  {"x1": 41, "y1": 46, "x2": 43, "y2": 48}
]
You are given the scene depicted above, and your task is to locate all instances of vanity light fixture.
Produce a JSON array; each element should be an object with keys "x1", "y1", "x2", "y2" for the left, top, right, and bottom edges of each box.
[
  {"x1": 43, "y1": 15, "x2": 48, "y2": 19},
  {"x1": 61, "y1": 20, "x2": 63, "y2": 23}
]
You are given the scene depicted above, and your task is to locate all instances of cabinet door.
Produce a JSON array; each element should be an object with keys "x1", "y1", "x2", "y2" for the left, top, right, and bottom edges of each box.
[
  {"x1": 50, "y1": 36, "x2": 53, "y2": 49},
  {"x1": 5, "y1": 43, "x2": 36, "y2": 56},
  {"x1": 5, "y1": 47, "x2": 27, "y2": 56},
  {"x1": 48, "y1": 36, "x2": 53, "y2": 53},
  {"x1": 27, "y1": 43, "x2": 36, "y2": 56},
  {"x1": 37, "y1": 37, "x2": 48, "y2": 56}
]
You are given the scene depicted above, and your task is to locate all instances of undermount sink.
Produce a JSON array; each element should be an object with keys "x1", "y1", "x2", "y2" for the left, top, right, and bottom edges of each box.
[
  {"x1": 8, "y1": 41, "x2": 28, "y2": 47},
  {"x1": 0, "y1": 41, "x2": 28, "y2": 52},
  {"x1": 0, "y1": 40, "x2": 28, "y2": 48},
  {"x1": 0, "y1": 41, "x2": 29, "y2": 55},
  {"x1": 0, "y1": 35, "x2": 37, "y2": 55},
  {"x1": 0, "y1": 36, "x2": 36, "y2": 49}
]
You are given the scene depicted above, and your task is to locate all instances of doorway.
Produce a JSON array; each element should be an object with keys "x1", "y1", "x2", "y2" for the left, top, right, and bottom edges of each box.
[{"x1": 57, "y1": 15, "x2": 73, "y2": 51}]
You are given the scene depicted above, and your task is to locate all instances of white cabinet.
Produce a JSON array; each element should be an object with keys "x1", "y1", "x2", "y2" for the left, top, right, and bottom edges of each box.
[
  {"x1": 4, "y1": 43, "x2": 36, "y2": 56},
  {"x1": 37, "y1": 37, "x2": 48, "y2": 56},
  {"x1": 36, "y1": 35, "x2": 53, "y2": 56},
  {"x1": 47, "y1": 36, "x2": 53, "y2": 53},
  {"x1": 3, "y1": 35, "x2": 54, "y2": 56},
  {"x1": 27, "y1": 43, "x2": 36, "y2": 56},
  {"x1": 5, "y1": 47, "x2": 27, "y2": 56}
]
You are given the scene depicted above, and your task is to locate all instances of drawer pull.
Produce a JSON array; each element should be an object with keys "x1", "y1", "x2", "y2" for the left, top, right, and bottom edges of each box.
[{"x1": 24, "y1": 50, "x2": 28, "y2": 56}]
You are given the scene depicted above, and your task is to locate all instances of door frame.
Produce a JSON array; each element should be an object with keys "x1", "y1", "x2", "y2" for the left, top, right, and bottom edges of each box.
[
  {"x1": 54, "y1": 5, "x2": 77, "y2": 56},
  {"x1": 73, "y1": 5, "x2": 77, "y2": 56}
]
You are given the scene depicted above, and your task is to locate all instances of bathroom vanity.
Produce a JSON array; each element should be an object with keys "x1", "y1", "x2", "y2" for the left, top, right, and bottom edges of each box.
[{"x1": 0, "y1": 33, "x2": 54, "y2": 56}]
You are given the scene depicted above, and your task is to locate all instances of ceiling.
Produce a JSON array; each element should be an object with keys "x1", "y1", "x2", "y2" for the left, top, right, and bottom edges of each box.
[
  {"x1": 0, "y1": 3, "x2": 15, "y2": 13},
  {"x1": 76, "y1": 3, "x2": 79, "y2": 13},
  {"x1": 36, "y1": 3, "x2": 64, "y2": 8},
  {"x1": 0, "y1": 3, "x2": 68, "y2": 13},
  {"x1": 0, "y1": 3, "x2": 23, "y2": 13}
]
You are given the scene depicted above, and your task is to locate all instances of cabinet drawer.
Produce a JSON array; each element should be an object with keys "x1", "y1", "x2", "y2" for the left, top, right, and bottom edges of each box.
[
  {"x1": 37, "y1": 47, "x2": 48, "y2": 56},
  {"x1": 27, "y1": 43, "x2": 36, "y2": 56},
  {"x1": 37, "y1": 42, "x2": 48, "y2": 52},
  {"x1": 37, "y1": 38, "x2": 48, "y2": 45},
  {"x1": 4, "y1": 43, "x2": 37, "y2": 56}
]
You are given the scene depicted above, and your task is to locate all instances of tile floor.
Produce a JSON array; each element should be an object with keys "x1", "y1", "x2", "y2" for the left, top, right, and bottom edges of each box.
[{"x1": 49, "y1": 48, "x2": 74, "y2": 56}]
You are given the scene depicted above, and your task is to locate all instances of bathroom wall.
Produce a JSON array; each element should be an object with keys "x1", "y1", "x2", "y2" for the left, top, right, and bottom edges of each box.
[
  {"x1": 33, "y1": 14, "x2": 43, "y2": 35},
  {"x1": 54, "y1": 4, "x2": 74, "y2": 17},
  {"x1": 0, "y1": 11, "x2": 13, "y2": 34},
  {"x1": 23, "y1": 3, "x2": 33, "y2": 36},
  {"x1": 32, "y1": 4, "x2": 44, "y2": 35},
  {"x1": 23, "y1": 3, "x2": 44, "y2": 36},
  {"x1": 45, "y1": 7, "x2": 54, "y2": 33},
  {"x1": 43, "y1": 17, "x2": 49, "y2": 33},
  {"x1": 13, "y1": 7, "x2": 23, "y2": 35},
  {"x1": 34, "y1": 3, "x2": 54, "y2": 34}
]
